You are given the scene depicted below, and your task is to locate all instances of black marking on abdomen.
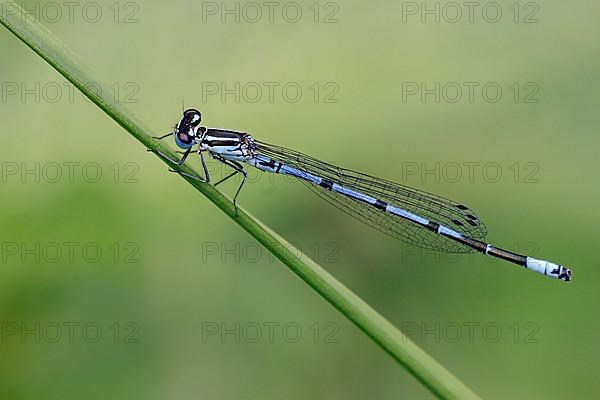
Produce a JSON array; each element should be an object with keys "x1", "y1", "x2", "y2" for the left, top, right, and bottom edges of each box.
[
  {"x1": 425, "y1": 222, "x2": 440, "y2": 232},
  {"x1": 487, "y1": 247, "x2": 527, "y2": 266},
  {"x1": 454, "y1": 236, "x2": 488, "y2": 253},
  {"x1": 259, "y1": 158, "x2": 277, "y2": 169},
  {"x1": 374, "y1": 200, "x2": 387, "y2": 210},
  {"x1": 319, "y1": 179, "x2": 333, "y2": 190},
  {"x1": 434, "y1": 226, "x2": 531, "y2": 269}
]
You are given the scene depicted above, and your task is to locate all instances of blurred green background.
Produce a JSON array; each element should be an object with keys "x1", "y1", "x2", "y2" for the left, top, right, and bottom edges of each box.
[{"x1": 0, "y1": 0, "x2": 598, "y2": 398}]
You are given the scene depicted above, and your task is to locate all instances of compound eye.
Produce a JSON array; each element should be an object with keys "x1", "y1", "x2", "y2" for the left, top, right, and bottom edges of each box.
[
  {"x1": 184, "y1": 108, "x2": 202, "y2": 127},
  {"x1": 177, "y1": 132, "x2": 193, "y2": 144}
]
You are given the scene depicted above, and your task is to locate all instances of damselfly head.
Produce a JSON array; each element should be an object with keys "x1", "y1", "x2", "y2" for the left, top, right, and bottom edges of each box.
[{"x1": 174, "y1": 108, "x2": 202, "y2": 149}]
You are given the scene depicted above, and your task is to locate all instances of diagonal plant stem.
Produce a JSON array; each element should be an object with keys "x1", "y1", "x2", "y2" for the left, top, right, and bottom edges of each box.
[{"x1": 0, "y1": 3, "x2": 481, "y2": 399}]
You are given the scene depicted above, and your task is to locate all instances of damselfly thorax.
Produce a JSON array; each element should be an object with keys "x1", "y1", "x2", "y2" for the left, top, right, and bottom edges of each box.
[{"x1": 199, "y1": 128, "x2": 256, "y2": 163}]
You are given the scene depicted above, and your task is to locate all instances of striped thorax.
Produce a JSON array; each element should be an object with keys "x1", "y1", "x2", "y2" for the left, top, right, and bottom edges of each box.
[{"x1": 199, "y1": 129, "x2": 256, "y2": 162}]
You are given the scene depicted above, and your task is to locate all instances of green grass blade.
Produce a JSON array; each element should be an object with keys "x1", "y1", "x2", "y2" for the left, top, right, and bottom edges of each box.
[{"x1": 0, "y1": 3, "x2": 481, "y2": 399}]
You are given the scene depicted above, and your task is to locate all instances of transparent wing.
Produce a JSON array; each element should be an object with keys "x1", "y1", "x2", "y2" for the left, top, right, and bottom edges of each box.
[{"x1": 255, "y1": 140, "x2": 487, "y2": 253}]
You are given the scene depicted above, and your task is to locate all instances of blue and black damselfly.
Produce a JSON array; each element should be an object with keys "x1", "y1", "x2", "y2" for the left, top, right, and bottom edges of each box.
[{"x1": 151, "y1": 108, "x2": 572, "y2": 282}]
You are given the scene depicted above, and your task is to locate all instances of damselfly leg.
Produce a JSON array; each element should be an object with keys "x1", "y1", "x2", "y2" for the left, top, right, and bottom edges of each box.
[
  {"x1": 178, "y1": 147, "x2": 193, "y2": 164},
  {"x1": 149, "y1": 133, "x2": 209, "y2": 182},
  {"x1": 153, "y1": 132, "x2": 174, "y2": 140},
  {"x1": 149, "y1": 132, "x2": 182, "y2": 164},
  {"x1": 212, "y1": 155, "x2": 247, "y2": 214},
  {"x1": 197, "y1": 148, "x2": 211, "y2": 183}
]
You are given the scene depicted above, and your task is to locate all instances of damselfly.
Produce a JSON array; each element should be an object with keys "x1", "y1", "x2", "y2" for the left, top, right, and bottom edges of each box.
[{"x1": 152, "y1": 108, "x2": 572, "y2": 282}]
